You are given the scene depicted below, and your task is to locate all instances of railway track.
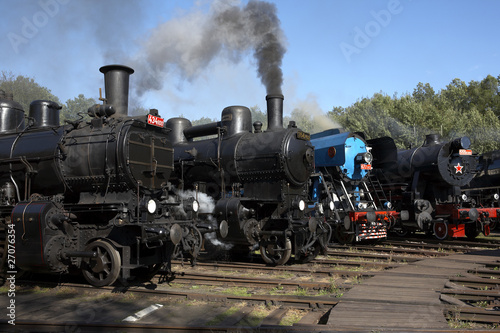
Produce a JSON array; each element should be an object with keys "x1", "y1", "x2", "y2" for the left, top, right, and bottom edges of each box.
[
  {"x1": 167, "y1": 271, "x2": 346, "y2": 291},
  {"x1": 4, "y1": 238, "x2": 499, "y2": 331},
  {"x1": 440, "y1": 263, "x2": 500, "y2": 326},
  {"x1": 385, "y1": 235, "x2": 500, "y2": 250},
  {"x1": 0, "y1": 320, "x2": 333, "y2": 332}
]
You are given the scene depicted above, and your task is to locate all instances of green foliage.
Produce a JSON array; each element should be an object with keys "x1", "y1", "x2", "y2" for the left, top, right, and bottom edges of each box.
[
  {"x1": 2, "y1": 68, "x2": 499, "y2": 154},
  {"x1": 61, "y1": 94, "x2": 96, "y2": 123},
  {"x1": 249, "y1": 105, "x2": 267, "y2": 129},
  {"x1": 192, "y1": 116, "x2": 217, "y2": 126},
  {"x1": 329, "y1": 75, "x2": 500, "y2": 153},
  {"x1": 0, "y1": 71, "x2": 61, "y2": 112},
  {"x1": 0, "y1": 70, "x2": 95, "y2": 126}
]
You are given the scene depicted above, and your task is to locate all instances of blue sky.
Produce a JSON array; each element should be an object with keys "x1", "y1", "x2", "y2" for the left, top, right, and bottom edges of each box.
[{"x1": 1, "y1": 0, "x2": 499, "y2": 122}]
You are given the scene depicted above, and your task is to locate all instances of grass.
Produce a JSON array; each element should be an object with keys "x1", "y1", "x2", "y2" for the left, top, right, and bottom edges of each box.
[
  {"x1": 23, "y1": 285, "x2": 51, "y2": 294},
  {"x1": 237, "y1": 304, "x2": 276, "y2": 327},
  {"x1": 473, "y1": 301, "x2": 488, "y2": 308},
  {"x1": 347, "y1": 275, "x2": 363, "y2": 284},
  {"x1": 218, "y1": 287, "x2": 251, "y2": 297},
  {"x1": 55, "y1": 286, "x2": 80, "y2": 297},
  {"x1": 447, "y1": 311, "x2": 499, "y2": 330},
  {"x1": 321, "y1": 279, "x2": 344, "y2": 298},
  {"x1": 269, "y1": 285, "x2": 284, "y2": 294},
  {"x1": 279, "y1": 309, "x2": 305, "y2": 326},
  {"x1": 447, "y1": 312, "x2": 477, "y2": 329},
  {"x1": 0, "y1": 285, "x2": 10, "y2": 294},
  {"x1": 206, "y1": 306, "x2": 240, "y2": 326},
  {"x1": 290, "y1": 287, "x2": 308, "y2": 296}
]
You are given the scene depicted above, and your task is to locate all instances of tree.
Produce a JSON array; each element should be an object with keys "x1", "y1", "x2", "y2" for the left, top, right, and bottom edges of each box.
[
  {"x1": 412, "y1": 82, "x2": 436, "y2": 103},
  {"x1": 192, "y1": 116, "x2": 217, "y2": 126},
  {"x1": 441, "y1": 78, "x2": 469, "y2": 112},
  {"x1": 249, "y1": 105, "x2": 267, "y2": 129},
  {"x1": 0, "y1": 71, "x2": 61, "y2": 112},
  {"x1": 284, "y1": 108, "x2": 316, "y2": 133},
  {"x1": 330, "y1": 93, "x2": 407, "y2": 145},
  {"x1": 60, "y1": 94, "x2": 96, "y2": 123}
]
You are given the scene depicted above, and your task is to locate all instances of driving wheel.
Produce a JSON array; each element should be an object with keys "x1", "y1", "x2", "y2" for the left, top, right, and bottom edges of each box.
[
  {"x1": 433, "y1": 222, "x2": 448, "y2": 240},
  {"x1": 82, "y1": 240, "x2": 121, "y2": 287},
  {"x1": 259, "y1": 236, "x2": 291, "y2": 265}
]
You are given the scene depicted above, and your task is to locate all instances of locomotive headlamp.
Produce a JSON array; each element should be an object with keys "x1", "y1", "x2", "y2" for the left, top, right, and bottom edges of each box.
[
  {"x1": 184, "y1": 198, "x2": 199, "y2": 212},
  {"x1": 364, "y1": 152, "x2": 373, "y2": 164},
  {"x1": 355, "y1": 152, "x2": 373, "y2": 164},
  {"x1": 494, "y1": 193, "x2": 500, "y2": 201},
  {"x1": 384, "y1": 201, "x2": 393, "y2": 209},
  {"x1": 299, "y1": 200, "x2": 306, "y2": 211},
  {"x1": 318, "y1": 203, "x2": 324, "y2": 215},
  {"x1": 356, "y1": 202, "x2": 368, "y2": 210},
  {"x1": 147, "y1": 199, "x2": 157, "y2": 214},
  {"x1": 192, "y1": 200, "x2": 200, "y2": 213},
  {"x1": 461, "y1": 194, "x2": 468, "y2": 202},
  {"x1": 329, "y1": 200, "x2": 334, "y2": 211}
]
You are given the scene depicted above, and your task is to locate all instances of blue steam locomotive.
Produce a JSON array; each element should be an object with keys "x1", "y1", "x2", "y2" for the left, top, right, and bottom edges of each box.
[{"x1": 309, "y1": 129, "x2": 398, "y2": 244}]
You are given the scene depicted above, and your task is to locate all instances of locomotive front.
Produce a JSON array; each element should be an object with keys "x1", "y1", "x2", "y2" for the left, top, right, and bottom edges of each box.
[
  {"x1": 310, "y1": 130, "x2": 397, "y2": 243},
  {"x1": 461, "y1": 150, "x2": 500, "y2": 233},
  {"x1": 0, "y1": 65, "x2": 202, "y2": 286},
  {"x1": 370, "y1": 134, "x2": 491, "y2": 239},
  {"x1": 169, "y1": 95, "x2": 329, "y2": 264}
]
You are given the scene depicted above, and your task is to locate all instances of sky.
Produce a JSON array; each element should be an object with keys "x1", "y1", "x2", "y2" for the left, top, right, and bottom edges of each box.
[{"x1": 1, "y1": 0, "x2": 499, "y2": 123}]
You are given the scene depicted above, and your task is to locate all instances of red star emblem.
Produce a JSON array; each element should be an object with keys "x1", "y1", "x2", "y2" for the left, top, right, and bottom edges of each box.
[{"x1": 454, "y1": 163, "x2": 463, "y2": 174}]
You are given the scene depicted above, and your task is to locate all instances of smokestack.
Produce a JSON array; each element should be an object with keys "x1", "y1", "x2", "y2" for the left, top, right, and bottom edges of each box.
[
  {"x1": 100, "y1": 65, "x2": 134, "y2": 117},
  {"x1": 266, "y1": 94, "x2": 284, "y2": 131}
]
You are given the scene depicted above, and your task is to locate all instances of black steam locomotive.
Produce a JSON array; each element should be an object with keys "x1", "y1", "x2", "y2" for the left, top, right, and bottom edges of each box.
[
  {"x1": 369, "y1": 134, "x2": 493, "y2": 240},
  {"x1": 166, "y1": 95, "x2": 329, "y2": 264},
  {"x1": 0, "y1": 65, "x2": 202, "y2": 286}
]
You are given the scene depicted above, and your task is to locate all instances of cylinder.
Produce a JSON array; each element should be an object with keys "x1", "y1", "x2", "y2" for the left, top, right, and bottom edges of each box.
[
  {"x1": 100, "y1": 64, "x2": 134, "y2": 117},
  {"x1": 266, "y1": 94, "x2": 284, "y2": 131}
]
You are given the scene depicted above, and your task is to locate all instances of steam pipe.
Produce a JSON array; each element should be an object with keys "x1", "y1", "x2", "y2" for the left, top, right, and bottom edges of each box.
[
  {"x1": 184, "y1": 121, "x2": 222, "y2": 139},
  {"x1": 266, "y1": 94, "x2": 284, "y2": 131},
  {"x1": 100, "y1": 64, "x2": 134, "y2": 117}
]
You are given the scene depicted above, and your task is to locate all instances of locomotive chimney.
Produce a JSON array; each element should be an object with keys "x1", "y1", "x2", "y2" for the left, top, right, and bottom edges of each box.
[
  {"x1": 99, "y1": 65, "x2": 134, "y2": 117},
  {"x1": 423, "y1": 133, "x2": 440, "y2": 146},
  {"x1": 266, "y1": 94, "x2": 284, "y2": 131}
]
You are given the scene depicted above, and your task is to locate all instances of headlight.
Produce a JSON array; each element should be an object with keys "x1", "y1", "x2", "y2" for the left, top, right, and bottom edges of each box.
[
  {"x1": 147, "y1": 199, "x2": 157, "y2": 214},
  {"x1": 192, "y1": 200, "x2": 199, "y2": 212},
  {"x1": 356, "y1": 152, "x2": 373, "y2": 164},
  {"x1": 299, "y1": 200, "x2": 306, "y2": 211},
  {"x1": 356, "y1": 202, "x2": 367, "y2": 210},
  {"x1": 461, "y1": 194, "x2": 468, "y2": 201},
  {"x1": 329, "y1": 200, "x2": 334, "y2": 211},
  {"x1": 318, "y1": 203, "x2": 324, "y2": 215},
  {"x1": 494, "y1": 193, "x2": 500, "y2": 200},
  {"x1": 384, "y1": 201, "x2": 392, "y2": 209},
  {"x1": 364, "y1": 152, "x2": 373, "y2": 164}
]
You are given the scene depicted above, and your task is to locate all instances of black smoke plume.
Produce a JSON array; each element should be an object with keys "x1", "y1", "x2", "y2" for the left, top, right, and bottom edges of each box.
[{"x1": 131, "y1": 0, "x2": 286, "y2": 97}]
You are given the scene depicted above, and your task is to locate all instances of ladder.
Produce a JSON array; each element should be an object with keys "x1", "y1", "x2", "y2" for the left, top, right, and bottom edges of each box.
[{"x1": 366, "y1": 173, "x2": 391, "y2": 210}]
